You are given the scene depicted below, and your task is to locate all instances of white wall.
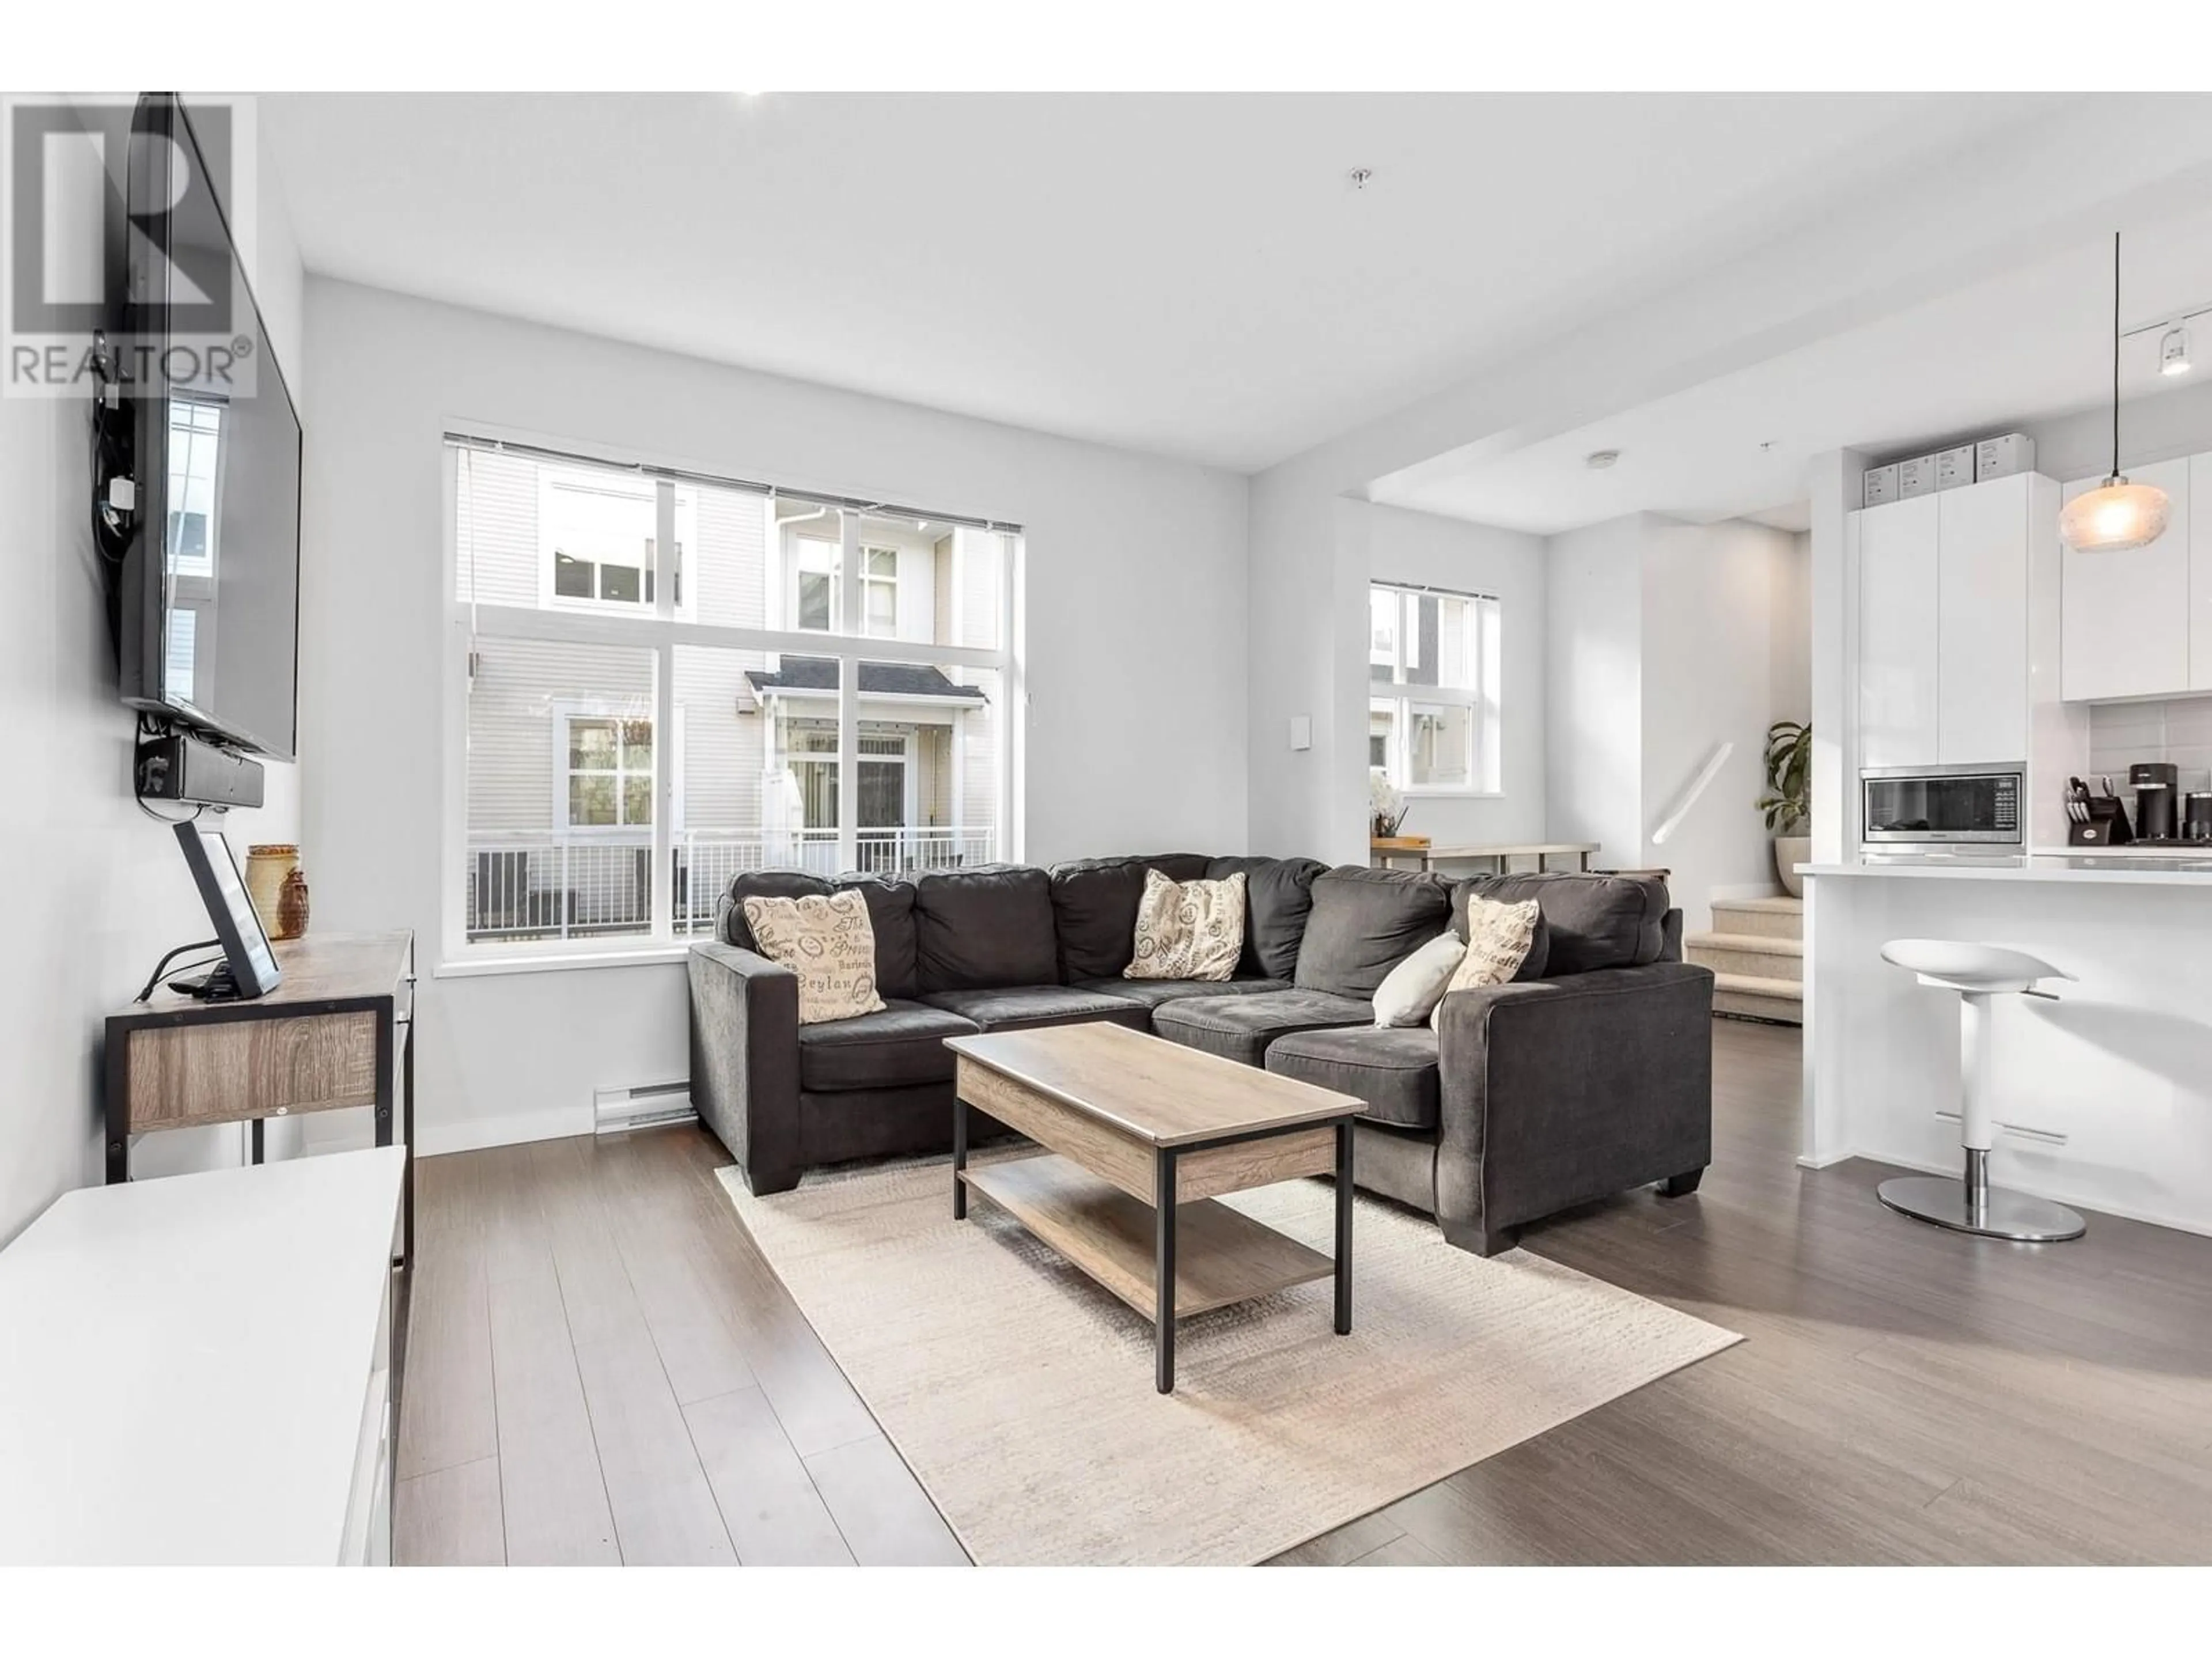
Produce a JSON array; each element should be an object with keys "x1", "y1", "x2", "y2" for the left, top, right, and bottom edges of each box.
[
  {"x1": 1774, "y1": 530, "x2": 1812, "y2": 727},
  {"x1": 298, "y1": 280, "x2": 1249, "y2": 1152},
  {"x1": 2021, "y1": 376, "x2": 2212, "y2": 487},
  {"x1": 1358, "y1": 502, "x2": 1546, "y2": 847},
  {"x1": 0, "y1": 96, "x2": 306, "y2": 1244},
  {"x1": 1543, "y1": 513, "x2": 1800, "y2": 930},
  {"x1": 1543, "y1": 514, "x2": 1647, "y2": 868},
  {"x1": 1642, "y1": 518, "x2": 1799, "y2": 930}
]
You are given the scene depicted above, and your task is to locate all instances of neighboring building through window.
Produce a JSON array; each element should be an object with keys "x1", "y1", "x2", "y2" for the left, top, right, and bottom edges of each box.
[
  {"x1": 1368, "y1": 581, "x2": 1502, "y2": 794},
  {"x1": 558, "y1": 708, "x2": 654, "y2": 830},
  {"x1": 791, "y1": 537, "x2": 898, "y2": 635},
  {"x1": 540, "y1": 467, "x2": 694, "y2": 614},
  {"x1": 453, "y1": 439, "x2": 1017, "y2": 953}
]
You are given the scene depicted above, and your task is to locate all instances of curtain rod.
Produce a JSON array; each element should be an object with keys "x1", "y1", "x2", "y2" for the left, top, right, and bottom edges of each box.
[
  {"x1": 444, "y1": 431, "x2": 1025, "y2": 535},
  {"x1": 1374, "y1": 578, "x2": 1501, "y2": 603}
]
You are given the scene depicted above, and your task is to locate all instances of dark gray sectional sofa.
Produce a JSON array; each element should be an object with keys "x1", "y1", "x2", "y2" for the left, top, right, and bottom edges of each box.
[{"x1": 687, "y1": 854, "x2": 1714, "y2": 1256}]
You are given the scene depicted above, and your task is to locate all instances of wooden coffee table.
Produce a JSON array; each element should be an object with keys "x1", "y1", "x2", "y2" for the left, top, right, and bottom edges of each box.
[{"x1": 944, "y1": 1021, "x2": 1364, "y2": 1393}]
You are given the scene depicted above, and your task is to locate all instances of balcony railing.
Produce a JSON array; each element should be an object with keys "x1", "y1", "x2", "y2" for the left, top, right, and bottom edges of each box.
[{"x1": 465, "y1": 827, "x2": 998, "y2": 943}]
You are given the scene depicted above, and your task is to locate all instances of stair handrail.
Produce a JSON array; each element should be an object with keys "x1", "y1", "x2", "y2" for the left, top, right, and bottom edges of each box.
[{"x1": 1650, "y1": 741, "x2": 1734, "y2": 849}]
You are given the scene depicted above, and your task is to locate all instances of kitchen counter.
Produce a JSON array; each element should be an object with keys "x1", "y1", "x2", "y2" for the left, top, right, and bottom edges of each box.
[
  {"x1": 1802, "y1": 853, "x2": 2212, "y2": 885},
  {"x1": 1800, "y1": 855, "x2": 2212, "y2": 1238}
]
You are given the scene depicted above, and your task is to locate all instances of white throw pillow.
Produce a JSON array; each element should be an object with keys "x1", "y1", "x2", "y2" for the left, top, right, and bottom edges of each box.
[
  {"x1": 1125, "y1": 869, "x2": 1247, "y2": 982},
  {"x1": 1430, "y1": 896, "x2": 1541, "y2": 1029},
  {"x1": 1372, "y1": 931, "x2": 1468, "y2": 1027},
  {"x1": 740, "y1": 891, "x2": 887, "y2": 1025}
]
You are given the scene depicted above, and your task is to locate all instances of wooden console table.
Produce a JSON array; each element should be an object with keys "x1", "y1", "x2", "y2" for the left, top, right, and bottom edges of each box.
[
  {"x1": 103, "y1": 931, "x2": 415, "y2": 1264},
  {"x1": 1373, "y1": 840, "x2": 1601, "y2": 874}
]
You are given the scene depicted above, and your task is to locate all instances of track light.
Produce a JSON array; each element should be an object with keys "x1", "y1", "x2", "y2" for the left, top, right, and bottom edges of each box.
[{"x1": 2161, "y1": 326, "x2": 2192, "y2": 377}]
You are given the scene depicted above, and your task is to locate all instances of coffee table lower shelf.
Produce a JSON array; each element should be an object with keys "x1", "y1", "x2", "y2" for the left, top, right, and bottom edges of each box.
[{"x1": 960, "y1": 1153, "x2": 1333, "y2": 1320}]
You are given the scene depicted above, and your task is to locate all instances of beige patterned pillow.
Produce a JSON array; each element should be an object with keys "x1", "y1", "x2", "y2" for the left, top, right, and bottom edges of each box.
[
  {"x1": 1430, "y1": 896, "x2": 1540, "y2": 1029},
  {"x1": 740, "y1": 891, "x2": 887, "y2": 1025},
  {"x1": 1125, "y1": 869, "x2": 1247, "y2": 983}
]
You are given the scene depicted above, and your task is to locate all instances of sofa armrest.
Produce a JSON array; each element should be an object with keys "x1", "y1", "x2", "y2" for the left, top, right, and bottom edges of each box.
[
  {"x1": 687, "y1": 941, "x2": 803, "y2": 1194},
  {"x1": 1433, "y1": 961, "x2": 1714, "y2": 1245}
]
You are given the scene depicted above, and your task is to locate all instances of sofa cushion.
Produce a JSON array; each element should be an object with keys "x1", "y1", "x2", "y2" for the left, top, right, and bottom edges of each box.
[
  {"x1": 719, "y1": 870, "x2": 830, "y2": 950},
  {"x1": 1071, "y1": 975, "x2": 1290, "y2": 1010},
  {"x1": 919, "y1": 984, "x2": 1152, "y2": 1033},
  {"x1": 829, "y1": 874, "x2": 920, "y2": 1001},
  {"x1": 914, "y1": 865, "x2": 1061, "y2": 991},
  {"x1": 1047, "y1": 854, "x2": 1214, "y2": 982},
  {"x1": 1292, "y1": 868, "x2": 1455, "y2": 999},
  {"x1": 1373, "y1": 931, "x2": 1467, "y2": 1028},
  {"x1": 796, "y1": 998, "x2": 979, "y2": 1093},
  {"x1": 1205, "y1": 855, "x2": 1327, "y2": 980},
  {"x1": 1433, "y1": 895, "x2": 1542, "y2": 1027},
  {"x1": 740, "y1": 891, "x2": 889, "y2": 1025},
  {"x1": 1127, "y1": 868, "x2": 1247, "y2": 982},
  {"x1": 1453, "y1": 872, "x2": 1666, "y2": 976},
  {"x1": 1152, "y1": 987, "x2": 1374, "y2": 1067},
  {"x1": 1266, "y1": 1026, "x2": 1442, "y2": 1131},
  {"x1": 721, "y1": 870, "x2": 920, "y2": 1001}
]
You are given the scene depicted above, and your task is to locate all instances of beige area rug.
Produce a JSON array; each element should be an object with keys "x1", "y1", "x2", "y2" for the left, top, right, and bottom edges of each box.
[{"x1": 718, "y1": 1153, "x2": 1740, "y2": 1566}]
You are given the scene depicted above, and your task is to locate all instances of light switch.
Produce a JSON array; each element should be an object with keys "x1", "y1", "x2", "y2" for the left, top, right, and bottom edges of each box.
[{"x1": 1288, "y1": 715, "x2": 1312, "y2": 752}]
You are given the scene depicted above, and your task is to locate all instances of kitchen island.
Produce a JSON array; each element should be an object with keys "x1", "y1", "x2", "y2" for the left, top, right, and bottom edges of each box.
[{"x1": 1802, "y1": 855, "x2": 2212, "y2": 1237}]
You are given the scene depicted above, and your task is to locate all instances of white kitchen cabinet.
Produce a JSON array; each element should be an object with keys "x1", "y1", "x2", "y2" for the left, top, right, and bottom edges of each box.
[
  {"x1": 1857, "y1": 493, "x2": 1941, "y2": 768},
  {"x1": 2191, "y1": 452, "x2": 2212, "y2": 690},
  {"x1": 1938, "y1": 473, "x2": 2031, "y2": 762},
  {"x1": 2060, "y1": 456, "x2": 2192, "y2": 702}
]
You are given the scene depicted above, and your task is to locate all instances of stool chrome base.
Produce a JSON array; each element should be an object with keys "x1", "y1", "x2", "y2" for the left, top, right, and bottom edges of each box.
[{"x1": 1877, "y1": 1168, "x2": 2085, "y2": 1243}]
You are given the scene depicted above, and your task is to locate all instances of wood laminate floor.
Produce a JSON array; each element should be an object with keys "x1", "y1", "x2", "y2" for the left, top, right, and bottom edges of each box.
[{"x1": 395, "y1": 1020, "x2": 2212, "y2": 1566}]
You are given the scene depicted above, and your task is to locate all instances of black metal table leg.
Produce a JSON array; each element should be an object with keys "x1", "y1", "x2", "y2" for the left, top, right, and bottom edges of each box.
[
  {"x1": 104, "y1": 1040, "x2": 130, "y2": 1184},
  {"x1": 1334, "y1": 1117, "x2": 1354, "y2": 1336},
  {"x1": 401, "y1": 1004, "x2": 415, "y2": 1269},
  {"x1": 952, "y1": 1092, "x2": 969, "y2": 1219},
  {"x1": 251, "y1": 1118, "x2": 264, "y2": 1165},
  {"x1": 374, "y1": 1004, "x2": 395, "y2": 1151},
  {"x1": 1156, "y1": 1148, "x2": 1178, "y2": 1393}
]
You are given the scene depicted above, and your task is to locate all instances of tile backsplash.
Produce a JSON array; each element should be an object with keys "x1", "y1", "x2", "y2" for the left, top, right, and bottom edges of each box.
[{"x1": 2085, "y1": 696, "x2": 2212, "y2": 793}]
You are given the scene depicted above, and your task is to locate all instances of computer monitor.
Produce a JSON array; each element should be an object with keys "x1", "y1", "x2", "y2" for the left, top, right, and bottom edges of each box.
[{"x1": 173, "y1": 821, "x2": 282, "y2": 998}]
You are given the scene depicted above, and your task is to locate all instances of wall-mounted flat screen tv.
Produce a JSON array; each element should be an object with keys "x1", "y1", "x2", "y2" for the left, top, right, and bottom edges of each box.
[{"x1": 116, "y1": 93, "x2": 302, "y2": 761}]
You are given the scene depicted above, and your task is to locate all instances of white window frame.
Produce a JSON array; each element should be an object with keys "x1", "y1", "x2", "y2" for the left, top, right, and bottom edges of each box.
[
  {"x1": 791, "y1": 536, "x2": 899, "y2": 638},
  {"x1": 550, "y1": 700, "x2": 657, "y2": 838},
  {"x1": 536, "y1": 466, "x2": 698, "y2": 621},
  {"x1": 1368, "y1": 581, "x2": 1502, "y2": 798},
  {"x1": 444, "y1": 432, "x2": 1021, "y2": 969}
]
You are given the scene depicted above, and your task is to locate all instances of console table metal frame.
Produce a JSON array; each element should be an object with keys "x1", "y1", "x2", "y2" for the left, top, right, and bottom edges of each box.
[{"x1": 103, "y1": 931, "x2": 417, "y2": 1266}]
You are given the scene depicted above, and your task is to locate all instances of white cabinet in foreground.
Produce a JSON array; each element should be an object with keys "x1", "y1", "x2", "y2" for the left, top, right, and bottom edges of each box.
[
  {"x1": 0, "y1": 1149, "x2": 403, "y2": 1565},
  {"x1": 1856, "y1": 493, "x2": 1940, "y2": 767},
  {"x1": 1855, "y1": 472, "x2": 2041, "y2": 769}
]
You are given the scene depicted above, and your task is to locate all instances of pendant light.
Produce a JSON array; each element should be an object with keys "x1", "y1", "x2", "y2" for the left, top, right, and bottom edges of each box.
[{"x1": 2059, "y1": 232, "x2": 2172, "y2": 553}]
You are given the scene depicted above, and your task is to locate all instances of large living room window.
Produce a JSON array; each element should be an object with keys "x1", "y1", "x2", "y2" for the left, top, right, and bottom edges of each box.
[
  {"x1": 450, "y1": 436, "x2": 1020, "y2": 957},
  {"x1": 1369, "y1": 581, "x2": 1502, "y2": 794}
]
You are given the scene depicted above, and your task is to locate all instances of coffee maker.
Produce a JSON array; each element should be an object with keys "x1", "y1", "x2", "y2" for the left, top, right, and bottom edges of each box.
[{"x1": 2131, "y1": 762, "x2": 2180, "y2": 843}]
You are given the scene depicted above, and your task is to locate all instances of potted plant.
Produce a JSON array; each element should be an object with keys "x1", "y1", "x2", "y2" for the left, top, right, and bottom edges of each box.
[
  {"x1": 1370, "y1": 770, "x2": 1408, "y2": 839},
  {"x1": 1758, "y1": 719, "x2": 1812, "y2": 898}
]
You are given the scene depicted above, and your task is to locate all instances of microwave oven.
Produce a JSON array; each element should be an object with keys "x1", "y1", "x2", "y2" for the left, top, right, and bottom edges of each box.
[{"x1": 1861, "y1": 762, "x2": 2024, "y2": 846}]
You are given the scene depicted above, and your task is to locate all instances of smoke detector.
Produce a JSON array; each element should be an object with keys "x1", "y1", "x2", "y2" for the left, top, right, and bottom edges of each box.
[{"x1": 1585, "y1": 449, "x2": 1621, "y2": 470}]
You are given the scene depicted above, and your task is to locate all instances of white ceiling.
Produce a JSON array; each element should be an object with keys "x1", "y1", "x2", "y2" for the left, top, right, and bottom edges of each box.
[
  {"x1": 263, "y1": 92, "x2": 2074, "y2": 472},
  {"x1": 1371, "y1": 204, "x2": 2212, "y2": 534}
]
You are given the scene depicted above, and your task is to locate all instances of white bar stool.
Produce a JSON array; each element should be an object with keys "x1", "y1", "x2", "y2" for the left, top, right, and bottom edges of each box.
[{"x1": 1876, "y1": 938, "x2": 2086, "y2": 1243}]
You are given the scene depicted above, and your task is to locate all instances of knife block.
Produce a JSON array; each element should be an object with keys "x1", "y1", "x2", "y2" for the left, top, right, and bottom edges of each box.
[{"x1": 2069, "y1": 795, "x2": 2133, "y2": 847}]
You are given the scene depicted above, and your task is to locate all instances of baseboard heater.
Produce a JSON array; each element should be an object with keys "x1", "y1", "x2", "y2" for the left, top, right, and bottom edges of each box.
[{"x1": 594, "y1": 1080, "x2": 695, "y2": 1135}]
